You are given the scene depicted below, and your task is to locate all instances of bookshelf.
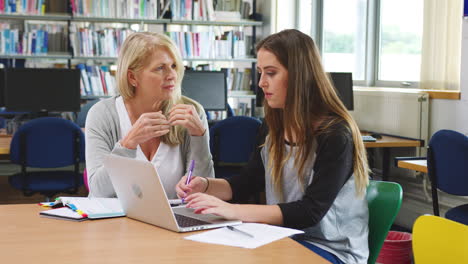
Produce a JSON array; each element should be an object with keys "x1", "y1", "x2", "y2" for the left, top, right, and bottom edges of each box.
[{"x1": 0, "y1": 0, "x2": 262, "y2": 117}]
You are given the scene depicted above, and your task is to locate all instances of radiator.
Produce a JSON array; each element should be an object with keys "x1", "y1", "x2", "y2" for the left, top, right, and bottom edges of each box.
[{"x1": 351, "y1": 87, "x2": 430, "y2": 155}]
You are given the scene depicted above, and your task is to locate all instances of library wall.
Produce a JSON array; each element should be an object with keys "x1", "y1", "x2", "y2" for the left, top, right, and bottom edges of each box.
[{"x1": 0, "y1": 0, "x2": 263, "y2": 118}]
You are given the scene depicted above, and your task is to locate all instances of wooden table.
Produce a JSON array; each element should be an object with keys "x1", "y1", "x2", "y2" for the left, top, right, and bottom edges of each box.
[
  {"x1": 1, "y1": 130, "x2": 423, "y2": 181},
  {"x1": 0, "y1": 134, "x2": 12, "y2": 158},
  {"x1": 363, "y1": 134, "x2": 422, "y2": 148},
  {"x1": 363, "y1": 133, "x2": 423, "y2": 181},
  {"x1": 396, "y1": 158, "x2": 429, "y2": 200},
  {"x1": 397, "y1": 159, "x2": 428, "y2": 173},
  {"x1": 0, "y1": 204, "x2": 329, "y2": 264}
]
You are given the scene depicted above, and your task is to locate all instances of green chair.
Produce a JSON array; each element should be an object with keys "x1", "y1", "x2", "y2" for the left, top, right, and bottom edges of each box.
[{"x1": 366, "y1": 180, "x2": 403, "y2": 264}]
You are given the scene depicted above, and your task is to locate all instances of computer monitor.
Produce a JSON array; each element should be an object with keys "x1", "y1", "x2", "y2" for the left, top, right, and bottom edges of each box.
[
  {"x1": 4, "y1": 68, "x2": 81, "y2": 113},
  {"x1": 181, "y1": 70, "x2": 227, "y2": 111},
  {"x1": 329, "y1": 72, "x2": 354, "y2": 111}
]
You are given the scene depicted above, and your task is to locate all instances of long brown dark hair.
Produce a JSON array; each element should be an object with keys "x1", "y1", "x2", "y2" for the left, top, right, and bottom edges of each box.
[{"x1": 256, "y1": 29, "x2": 369, "y2": 199}]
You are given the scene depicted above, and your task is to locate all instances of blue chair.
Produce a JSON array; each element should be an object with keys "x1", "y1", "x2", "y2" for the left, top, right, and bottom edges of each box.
[
  {"x1": 428, "y1": 129, "x2": 468, "y2": 224},
  {"x1": 8, "y1": 117, "x2": 85, "y2": 199},
  {"x1": 209, "y1": 116, "x2": 262, "y2": 179},
  {"x1": 76, "y1": 99, "x2": 100, "y2": 128},
  {"x1": 226, "y1": 103, "x2": 235, "y2": 117}
]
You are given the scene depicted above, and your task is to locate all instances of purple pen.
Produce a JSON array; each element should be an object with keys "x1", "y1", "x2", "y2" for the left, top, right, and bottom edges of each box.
[
  {"x1": 185, "y1": 160, "x2": 195, "y2": 185},
  {"x1": 182, "y1": 160, "x2": 195, "y2": 203}
]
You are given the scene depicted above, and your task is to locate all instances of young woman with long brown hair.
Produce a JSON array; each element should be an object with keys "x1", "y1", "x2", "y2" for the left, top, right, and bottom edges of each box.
[{"x1": 175, "y1": 29, "x2": 370, "y2": 264}]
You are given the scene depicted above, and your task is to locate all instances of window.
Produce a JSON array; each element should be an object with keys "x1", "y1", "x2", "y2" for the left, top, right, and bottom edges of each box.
[
  {"x1": 297, "y1": 0, "x2": 313, "y2": 36},
  {"x1": 378, "y1": 0, "x2": 423, "y2": 84},
  {"x1": 298, "y1": 0, "x2": 424, "y2": 87},
  {"x1": 322, "y1": 0, "x2": 367, "y2": 80}
]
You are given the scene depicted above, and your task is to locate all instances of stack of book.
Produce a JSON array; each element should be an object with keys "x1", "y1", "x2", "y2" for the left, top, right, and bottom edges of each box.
[
  {"x1": 170, "y1": 0, "x2": 216, "y2": 21},
  {"x1": 167, "y1": 29, "x2": 249, "y2": 59},
  {"x1": 0, "y1": 23, "x2": 68, "y2": 55},
  {"x1": 77, "y1": 63, "x2": 117, "y2": 96},
  {"x1": 225, "y1": 68, "x2": 252, "y2": 93},
  {"x1": 71, "y1": 0, "x2": 159, "y2": 19},
  {"x1": 69, "y1": 25, "x2": 135, "y2": 57}
]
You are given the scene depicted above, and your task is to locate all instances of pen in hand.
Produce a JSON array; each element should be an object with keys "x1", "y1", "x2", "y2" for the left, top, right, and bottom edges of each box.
[
  {"x1": 182, "y1": 160, "x2": 195, "y2": 203},
  {"x1": 227, "y1": 226, "x2": 255, "y2": 238},
  {"x1": 185, "y1": 160, "x2": 195, "y2": 185}
]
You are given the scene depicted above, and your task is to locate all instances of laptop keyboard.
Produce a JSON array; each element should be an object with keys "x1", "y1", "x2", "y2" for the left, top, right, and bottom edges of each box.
[{"x1": 174, "y1": 214, "x2": 211, "y2": 227}]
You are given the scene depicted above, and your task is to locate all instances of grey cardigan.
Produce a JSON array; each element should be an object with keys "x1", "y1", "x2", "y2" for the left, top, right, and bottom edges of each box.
[{"x1": 85, "y1": 96, "x2": 214, "y2": 197}]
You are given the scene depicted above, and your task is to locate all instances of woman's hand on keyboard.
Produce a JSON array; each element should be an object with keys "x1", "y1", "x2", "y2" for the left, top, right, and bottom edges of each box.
[{"x1": 184, "y1": 193, "x2": 239, "y2": 220}]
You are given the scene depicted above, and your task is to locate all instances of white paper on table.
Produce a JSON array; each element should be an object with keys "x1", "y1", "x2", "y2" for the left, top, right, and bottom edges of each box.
[{"x1": 184, "y1": 223, "x2": 304, "y2": 249}]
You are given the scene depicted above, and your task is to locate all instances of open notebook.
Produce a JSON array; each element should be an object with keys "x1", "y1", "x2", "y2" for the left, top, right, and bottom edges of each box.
[
  {"x1": 39, "y1": 197, "x2": 186, "y2": 221},
  {"x1": 39, "y1": 197, "x2": 125, "y2": 220}
]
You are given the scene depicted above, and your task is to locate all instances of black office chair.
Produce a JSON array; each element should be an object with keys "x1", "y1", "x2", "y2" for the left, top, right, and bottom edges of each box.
[
  {"x1": 428, "y1": 129, "x2": 468, "y2": 225},
  {"x1": 8, "y1": 117, "x2": 85, "y2": 200},
  {"x1": 209, "y1": 116, "x2": 262, "y2": 179}
]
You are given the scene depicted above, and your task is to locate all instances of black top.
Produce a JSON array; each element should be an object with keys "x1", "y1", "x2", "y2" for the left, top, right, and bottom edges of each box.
[{"x1": 227, "y1": 121, "x2": 354, "y2": 229}]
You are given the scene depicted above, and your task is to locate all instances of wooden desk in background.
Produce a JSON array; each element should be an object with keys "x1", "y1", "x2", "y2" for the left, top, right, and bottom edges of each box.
[
  {"x1": 0, "y1": 134, "x2": 12, "y2": 158},
  {"x1": 397, "y1": 159, "x2": 428, "y2": 173},
  {"x1": 363, "y1": 133, "x2": 423, "y2": 181},
  {"x1": 1, "y1": 132, "x2": 423, "y2": 180},
  {"x1": 1, "y1": 204, "x2": 329, "y2": 264}
]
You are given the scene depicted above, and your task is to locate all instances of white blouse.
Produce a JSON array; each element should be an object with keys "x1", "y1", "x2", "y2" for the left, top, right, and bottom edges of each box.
[{"x1": 115, "y1": 97, "x2": 183, "y2": 199}]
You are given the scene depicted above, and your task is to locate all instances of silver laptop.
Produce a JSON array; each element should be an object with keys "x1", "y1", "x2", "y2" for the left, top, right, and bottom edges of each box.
[{"x1": 103, "y1": 154, "x2": 242, "y2": 232}]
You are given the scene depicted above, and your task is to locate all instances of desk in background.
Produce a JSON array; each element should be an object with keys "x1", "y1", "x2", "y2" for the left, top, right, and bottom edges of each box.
[
  {"x1": 1, "y1": 131, "x2": 423, "y2": 180},
  {"x1": 397, "y1": 159, "x2": 427, "y2": 173},
  {"x1": 1, "y1": 204, "x2": 329, "y2": 264},
  {"x1": 0, "y1": 134, "x2": 11, "y2": 158},
  {"x1": 396, "y1": 158, "x2": 429, "y2": 200},
  {"x1": 363, "y1": 132, "x2": 423, "y2": 181}
]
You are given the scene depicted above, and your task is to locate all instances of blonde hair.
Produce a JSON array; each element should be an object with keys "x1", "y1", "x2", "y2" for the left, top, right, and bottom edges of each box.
[
  {"x1": 256, "y1": 29, "x2": 369, "y2": 199},
  {"x1": 116, "y1": 32, "x2": 201, "y2": 145}
]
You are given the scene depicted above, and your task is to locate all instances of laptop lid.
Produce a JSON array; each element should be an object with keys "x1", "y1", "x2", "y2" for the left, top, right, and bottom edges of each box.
[{"x1": 103, "y1": 154, "x2": 241, "y2": 232}]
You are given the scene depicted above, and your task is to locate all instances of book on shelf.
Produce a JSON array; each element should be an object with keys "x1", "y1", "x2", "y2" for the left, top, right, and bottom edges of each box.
[
  {"x1": 167, "y1": 28, "x2": 249, "y2": 59},
  {"x1": 1, "y1": 0, "x2": 71, "y2": 15},
  {"x1": 171, "y1": 0, "x2": 215, "y2": 21},
  {"x1": 0, "y1": 0, "x2": 46, "y2": 15},
  {"x1": 225, "y1": 68, "x2": 252, "y2": 92},
  {"x1": 70, "y1": 0, "x2": 159, "y2": 19},
  {"x1": 76, "y1": 63, "x2": 116, "y2": 96},
  {"x1": 214, "y1": 0, "x2": 251, "y2": 19},
  {"x1": 236, "y1": 102, "x2": 250, "y2": 116},
  {"x1": 69, "y1": 24, "x2": 134, "y2": 57},
  {"x1": 0, "y1": 22, "x2": 68, "y2": 56}
]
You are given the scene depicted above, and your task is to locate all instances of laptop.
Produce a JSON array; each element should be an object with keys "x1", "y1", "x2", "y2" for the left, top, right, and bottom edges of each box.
[{"x1": 103, "y1": 154, "x2": 242, "y2": 232}]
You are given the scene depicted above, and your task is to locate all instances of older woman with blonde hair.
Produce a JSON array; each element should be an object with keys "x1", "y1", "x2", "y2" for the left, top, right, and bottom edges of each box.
[{"x1": 86, "y1": 32, "x2": 214, "y2": 198}]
